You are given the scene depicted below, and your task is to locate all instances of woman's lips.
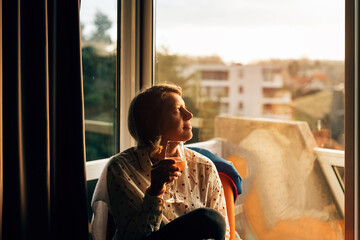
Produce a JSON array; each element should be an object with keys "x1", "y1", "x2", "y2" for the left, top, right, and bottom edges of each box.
[{"x1": 183, "y1": 123, "x2": 192, "y2": 130}]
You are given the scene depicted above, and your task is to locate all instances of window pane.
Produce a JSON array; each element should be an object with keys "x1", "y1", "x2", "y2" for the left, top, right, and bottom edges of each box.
[
  {"x1": 80, "y1": 0, "x2": 117, "y2": 161},
  {"x1": 156, "y1": 0, "x2": 345, "y2": 239}
]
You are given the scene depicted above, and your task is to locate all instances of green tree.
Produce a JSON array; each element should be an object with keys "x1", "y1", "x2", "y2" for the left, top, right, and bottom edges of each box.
[
  {"x1": 288, "y1": 60, "x2": 300, "y2": 77},
  {"x1": 155, "y1": 48, "x2": 224, "y2": 142},
  {"x1": 82, "y1": 45, "x2": 116, "y2": 160},
  {"x1": 156, "y1": 48, "x2": 190, "y2": 87},
  {"x1": 90, "y1": 10, "x2": 112, "y2": 43},
  {"x1": 156, "y1": 47, "x2": 199, "y2": 115},
  {"x1": 82, "y1": 46, "x2": 115, "y2": 120},
  {"x1": 80, "y1": 22, "x2": 86, "y2": 41}
]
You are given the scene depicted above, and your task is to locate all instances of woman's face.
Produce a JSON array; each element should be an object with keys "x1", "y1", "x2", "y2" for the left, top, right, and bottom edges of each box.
[{"x1": 160, "y1": 92, "x2": 193, "y2": 143}]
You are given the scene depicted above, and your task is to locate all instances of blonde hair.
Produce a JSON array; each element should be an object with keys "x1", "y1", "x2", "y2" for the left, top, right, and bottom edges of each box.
[{"x1": 128, "y1": 83, "x2": 182, "y2": 155}]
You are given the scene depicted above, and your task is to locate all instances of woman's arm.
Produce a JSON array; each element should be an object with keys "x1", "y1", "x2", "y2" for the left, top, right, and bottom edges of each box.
[{"x1": 107, "y1": 162, "x2": 164, "y2": 240}]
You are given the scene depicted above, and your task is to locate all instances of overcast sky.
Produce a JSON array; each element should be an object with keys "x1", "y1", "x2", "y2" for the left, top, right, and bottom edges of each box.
[{"x1": 80, "y1": 0, "x2": 345, "y2": 64}]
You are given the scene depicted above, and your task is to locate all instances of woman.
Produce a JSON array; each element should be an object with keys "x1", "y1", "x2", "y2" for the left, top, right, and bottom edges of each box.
[{"x1": 107, "y1": 83, "x2": 230, "y2": 240}]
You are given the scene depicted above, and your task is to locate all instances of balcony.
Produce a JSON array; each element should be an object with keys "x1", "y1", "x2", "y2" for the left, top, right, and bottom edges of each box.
[
  {"x1": 262, "y1": 95, "x2": 292, "y2": 104},
  {"x1": 262, "y1": 89, "x2": 292, "y2": 104},
  {"x1": 261, "y1": 74, "x2": 284, "y2": 88}
]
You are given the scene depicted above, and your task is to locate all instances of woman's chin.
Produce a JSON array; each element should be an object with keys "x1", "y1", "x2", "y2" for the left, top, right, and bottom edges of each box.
[
  {"x1": 183, "y1": 132, "x2": 193, "y2": 142},
  {"x1": 164, "y1": 130, "x2": 193, "y2": 142}
]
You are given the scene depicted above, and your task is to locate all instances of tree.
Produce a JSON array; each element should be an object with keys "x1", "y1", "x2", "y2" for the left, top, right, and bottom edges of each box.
[
  {"x1": 82, "y1": 46, "x2": 115, "y2": 120},
  {"x1": 82, "y1": 45, "x2": 116, "y2": 160},
  {"x1": 155, "y1": 48, "x2": 224, "y2": 142},
  {"x1": 90, "y1": 10, "x2": 112, "y2": 43},
  {"x1": 156, "y1": 47, "x2": 199, "y2": 115},
  {"x1": 80, "y1": 22, "x2": 86, "y2": 41},
  {"x1": 156, "y1": 48, "x2": 191, "y2": 86},
  {"x1": 288, "y1": 60, "x2": 300, "y2": 77}
]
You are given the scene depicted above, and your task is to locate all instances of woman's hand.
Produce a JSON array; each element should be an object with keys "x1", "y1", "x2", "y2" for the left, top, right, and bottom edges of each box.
[{"x1": 147, "y1": 159, "x2": 180, "y2": 197}]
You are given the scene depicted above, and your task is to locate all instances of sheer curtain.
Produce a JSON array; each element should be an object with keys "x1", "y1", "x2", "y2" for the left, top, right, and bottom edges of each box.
[{"x1": 1, "y1": 0, "x2": 89, "y2": 239}]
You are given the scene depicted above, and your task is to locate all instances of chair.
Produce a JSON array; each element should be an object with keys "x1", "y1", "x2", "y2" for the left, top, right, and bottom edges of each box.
[
  {"x1": 91, "y1": 145, "x2": 243, "y2": 240},
  {"x1": 187, "y1": 147, "x2": 243, "y2": 240}
]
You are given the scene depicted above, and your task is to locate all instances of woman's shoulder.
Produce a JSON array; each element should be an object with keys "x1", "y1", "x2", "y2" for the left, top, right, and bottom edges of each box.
[
  {"x1": 108, "y1": 147, "x2": 137, "y2": 169},
  {"x1": 185, "y1": 147, "x2": 216, "y2": 168}
]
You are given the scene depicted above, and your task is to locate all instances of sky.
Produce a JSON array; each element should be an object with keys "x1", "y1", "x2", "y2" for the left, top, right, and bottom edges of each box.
[{"x1": 80, "y1": 0, "x2": 345, "y2": 64}]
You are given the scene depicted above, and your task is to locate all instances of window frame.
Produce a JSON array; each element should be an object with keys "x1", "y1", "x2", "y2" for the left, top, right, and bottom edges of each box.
[
  {"x1": 344, "y1": 0, "x2": 358, "y2": 238},
  {"x1": 117, "y1": 0, "x2": 155, "y2": 152}
]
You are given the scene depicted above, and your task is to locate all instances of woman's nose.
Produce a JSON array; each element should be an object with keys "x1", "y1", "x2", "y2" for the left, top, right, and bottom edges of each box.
[{"x1": 183, "y1": 109, "x2": 193, "y2": 120}]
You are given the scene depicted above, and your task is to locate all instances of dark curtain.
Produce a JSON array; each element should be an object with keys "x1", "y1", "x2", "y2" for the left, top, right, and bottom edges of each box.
[{"x1": 1, "y1": 0, "x2": 89, "y2": 239}]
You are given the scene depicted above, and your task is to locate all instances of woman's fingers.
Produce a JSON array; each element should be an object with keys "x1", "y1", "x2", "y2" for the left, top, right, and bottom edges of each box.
[
  {"x1": 153, "y1": 160, "x2": 179, "y2": 173},
  {"x1": 148, "y1": 159, "x2": 183, "y2": 196},
  {"x1": 151, "y1": 160, "x2": 181, "y2": 184}
]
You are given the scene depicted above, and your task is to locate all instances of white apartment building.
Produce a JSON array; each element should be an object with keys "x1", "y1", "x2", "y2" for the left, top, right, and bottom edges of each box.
[{"x1": 184, "y1": 64, "x2": 293, "y2": 120}]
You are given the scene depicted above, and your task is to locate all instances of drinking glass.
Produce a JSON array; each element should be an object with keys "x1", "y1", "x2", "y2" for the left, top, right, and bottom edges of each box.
[{"x1": 164, "y1": 141, "x2": 186, "y2": 203}]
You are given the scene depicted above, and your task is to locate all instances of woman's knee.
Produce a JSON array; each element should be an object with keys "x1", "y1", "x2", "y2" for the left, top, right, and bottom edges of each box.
[
  {"x1": 145, "y1": 208, "x2": 226, "y2": 240},
  {"x1": 193, "y1": 208, "x2": 225, "y2": 222},
  {"x1": 191, "y1": 208, "x2": 226, "y2": 237}
]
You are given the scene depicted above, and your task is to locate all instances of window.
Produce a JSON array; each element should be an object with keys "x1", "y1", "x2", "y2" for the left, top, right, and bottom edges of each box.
[
  {"x1": 156, "y1": 0, "x2": 346, "y2": 239},
  {"x1": 214, "y1": 87, "x2": 229, "y2": 97},
  {"x1": 201, "y1": 70, "x2": 229, "y2": 80},
  {"x1": 201, "y1": 86, "x2": 228, "y2": 98},
  {"x1": 262, "y1": 88, "x2": 276, "y2": 98},
  {"x1": 238, "y1": 69, "x2": 244, "y2": 79},
  {"x1": 262, "y1": 103, "x2": 274, "y2": 115},
  {"x1": 80, "y1": 0, "x2": 118, "y2": 161},
  {"x1": 262, "y1": 69, "x2": 274, "y2": 82}
]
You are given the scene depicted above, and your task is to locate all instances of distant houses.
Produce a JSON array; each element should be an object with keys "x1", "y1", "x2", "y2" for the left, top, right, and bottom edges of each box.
[{"x1": 180, "y1": 61, "x2": 344, "y2": 148}]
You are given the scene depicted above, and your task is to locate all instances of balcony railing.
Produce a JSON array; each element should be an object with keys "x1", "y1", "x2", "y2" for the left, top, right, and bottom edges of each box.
[{"x1": 85, "y1": 119, "x2": 113, "y2": 135}]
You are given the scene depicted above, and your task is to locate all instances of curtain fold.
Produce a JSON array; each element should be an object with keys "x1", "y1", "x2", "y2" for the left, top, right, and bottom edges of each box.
[
  {"x1": 1, "y1": 0, "x2": 89, "y2": 239},
  {"x1": 48, "y1": 0, "x2": 89, "y2": 238}
]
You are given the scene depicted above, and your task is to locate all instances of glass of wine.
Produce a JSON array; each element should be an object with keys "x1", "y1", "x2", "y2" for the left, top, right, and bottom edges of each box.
[{"x1": 164, "y1": 140, "x2": 186, "y2": 203}]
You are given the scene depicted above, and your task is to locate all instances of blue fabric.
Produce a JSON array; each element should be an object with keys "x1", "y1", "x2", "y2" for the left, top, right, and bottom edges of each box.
[{"x1": 187, "y1": 147, "x2": 242, "y2": 196}]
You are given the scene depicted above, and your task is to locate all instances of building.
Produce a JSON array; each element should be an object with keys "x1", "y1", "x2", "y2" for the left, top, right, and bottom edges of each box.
[{"x1": 184, "y1": 63, "x2": 293, "y2": 120}]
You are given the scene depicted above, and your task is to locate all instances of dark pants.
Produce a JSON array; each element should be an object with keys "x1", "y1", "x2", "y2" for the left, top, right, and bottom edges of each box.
[{"x1": 143, "y1": 208, "x2": 226, "y2": 240}]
